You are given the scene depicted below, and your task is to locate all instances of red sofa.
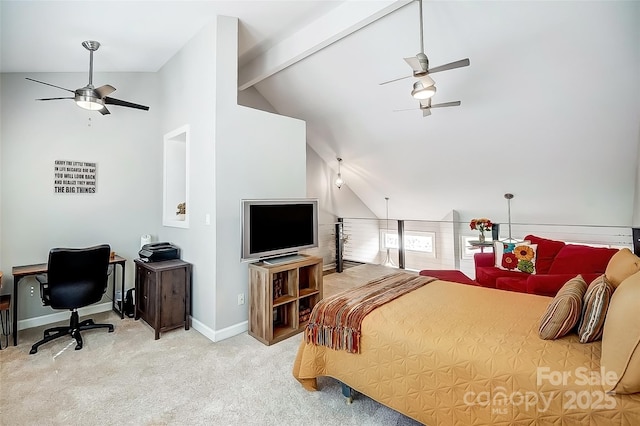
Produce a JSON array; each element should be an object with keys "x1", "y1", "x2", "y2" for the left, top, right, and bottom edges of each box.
[{"x1": 474, "y1": 234, "x2": 619, "y2": 296}]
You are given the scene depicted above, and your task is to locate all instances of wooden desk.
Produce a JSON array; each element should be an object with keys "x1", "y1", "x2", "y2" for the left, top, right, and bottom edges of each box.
[{"x1": 11, "y1": 255, "x2": 126, "y2": 346}]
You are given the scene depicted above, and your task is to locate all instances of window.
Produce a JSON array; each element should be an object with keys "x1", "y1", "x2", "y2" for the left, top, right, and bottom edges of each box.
[{"x1": 380, "y1": 230, "x2": 435, "y2": 256}]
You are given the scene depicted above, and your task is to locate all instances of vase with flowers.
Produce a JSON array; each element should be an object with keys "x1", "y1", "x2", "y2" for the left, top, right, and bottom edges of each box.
[{"x1": 470, "y1": 218, "x2": 493, "y2": 242}]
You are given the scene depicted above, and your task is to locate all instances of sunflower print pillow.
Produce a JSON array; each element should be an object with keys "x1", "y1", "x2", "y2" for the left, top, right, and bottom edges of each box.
[{"x1": 494, "y1": 241, "x2": 538, "y2": 274}]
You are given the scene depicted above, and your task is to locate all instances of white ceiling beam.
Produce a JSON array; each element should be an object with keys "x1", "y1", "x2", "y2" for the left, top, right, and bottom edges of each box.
[{"x1": 238, "y1": 0, "x2": 413, "y2": 90}]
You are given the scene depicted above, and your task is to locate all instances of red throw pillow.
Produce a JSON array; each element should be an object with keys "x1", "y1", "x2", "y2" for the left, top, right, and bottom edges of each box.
[
  {"x1": 548, "y1": 245, "x2": 619, "y2": 275},
  {"x1": 524, "y1": 235, "x2": 565, "y2": 274}
]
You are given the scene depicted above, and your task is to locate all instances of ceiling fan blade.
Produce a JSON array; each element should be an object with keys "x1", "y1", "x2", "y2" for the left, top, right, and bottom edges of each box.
[
  {"x1": 404, "y1": 56, "x2": 423, "y2": 73},
  {"x1": 379, "y1": 74, "x2": 412, "y2": 86},
  {"x1": 392, "y1": 107, "x2": 418, "y2": 112},
  {"x1": 428, "y1": 58, "x2": 470, "y2": 75},
  {"x1": 430, "y1": 101, "x2": 461, "y2": 108},
  {"x1": 98, "y1": 106, "x2": 111, "y2": 115},
  {"x1": 25, "y1": 77, "x2": 75, "y2": 93},
  {"x1": 36, "y1": 97, "x2": 74, "y2": 101},
  {"x1": 95, "y1": 84, "x2": 116, "y2": 98},
  {"x1": 419, "y1": 99, "x2": 431, "y2": 108},
  {"x1": 104, "y1": 97, "x2": 150, "y2": 111},
  {"x1": 422, "y1": 109, "x2": 432, "y2": 117}
]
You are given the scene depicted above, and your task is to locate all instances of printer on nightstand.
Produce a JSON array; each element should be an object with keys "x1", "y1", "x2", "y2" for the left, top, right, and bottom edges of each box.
[{"x1": 138, "y1": 242, "x2": 180, "y2": 262}]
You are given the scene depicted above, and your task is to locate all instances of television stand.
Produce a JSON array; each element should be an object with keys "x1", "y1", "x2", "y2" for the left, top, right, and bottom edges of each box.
[
  {"x1": 249, "y1": 255, "x2": 323, "y2": 345},
  {"x1": 263, "y1": 254, "x2": 305, "y2": 265}
]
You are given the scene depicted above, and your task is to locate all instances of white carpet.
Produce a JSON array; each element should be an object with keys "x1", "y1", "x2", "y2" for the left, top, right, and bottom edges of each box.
[{"x1": 1, "y1": 311, "x2": 422, "y2": 425}]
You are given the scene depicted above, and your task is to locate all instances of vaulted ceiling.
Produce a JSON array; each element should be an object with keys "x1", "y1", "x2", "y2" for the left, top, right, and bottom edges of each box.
[{"x1": 2, "y1": 1, "x2": 639, "y2": 225}]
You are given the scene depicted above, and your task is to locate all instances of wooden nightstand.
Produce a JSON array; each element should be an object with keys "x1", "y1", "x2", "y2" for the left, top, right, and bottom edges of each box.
[{"x1": 134, "y1": 259, "x2": 192, "y2": 339}]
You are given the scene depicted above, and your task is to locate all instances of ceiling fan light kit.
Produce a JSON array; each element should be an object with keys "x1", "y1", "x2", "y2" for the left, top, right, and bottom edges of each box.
[
  {"x1": 26, "y1": 40, "x2": 149, "y2": 115},
  {"x1": 411, "y1": 80, "x2": 436, "y2": 100},
  {"x1": 75, "y1": 89, "x2": 105, "y2": 111},
  {"x1": 75, "y1": 98, "x2": 104, "y2": 111}
]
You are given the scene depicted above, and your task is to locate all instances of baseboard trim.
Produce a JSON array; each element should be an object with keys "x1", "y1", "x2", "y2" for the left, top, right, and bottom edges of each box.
[
  {"x1": 190, "y1": 318, "x2": 248, "y2": 343},
  {"x1": 214, "y1": 320, "x2": 248, "y2": 341},
  {"x1": 18, "y1": 302, "x2": 113, "y2": 331}
]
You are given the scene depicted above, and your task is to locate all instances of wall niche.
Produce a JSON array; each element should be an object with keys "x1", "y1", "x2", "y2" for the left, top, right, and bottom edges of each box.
[{"x1": 163, "y1": 125, "x2": 190, "y2": 228}]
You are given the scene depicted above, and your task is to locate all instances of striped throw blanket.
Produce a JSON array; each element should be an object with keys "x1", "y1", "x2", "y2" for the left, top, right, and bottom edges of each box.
[{"x1": 305, "y1": 272, "x2": 436, "y2": 353}]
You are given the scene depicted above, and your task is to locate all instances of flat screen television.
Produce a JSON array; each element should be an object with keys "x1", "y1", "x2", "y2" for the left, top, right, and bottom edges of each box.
[{"x1": 241, "y1": 198, "x2": 318, "y2": 262}]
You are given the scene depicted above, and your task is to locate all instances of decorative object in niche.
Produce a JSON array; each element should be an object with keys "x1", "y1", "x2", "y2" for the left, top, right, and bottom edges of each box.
[{"x1": 176, "y1": 202, "x2": 186, "y2": 221}]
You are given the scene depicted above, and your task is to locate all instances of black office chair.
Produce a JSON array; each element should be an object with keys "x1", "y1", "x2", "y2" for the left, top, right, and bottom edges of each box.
[{"x1": 30, "y1": 244, "x2": 114, "y2": 354}]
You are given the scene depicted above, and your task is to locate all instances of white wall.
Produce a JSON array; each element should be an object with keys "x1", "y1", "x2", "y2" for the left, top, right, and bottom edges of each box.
[
  {"x1": 0, "y1": 72, "x2": 161, "y2": 320},
  {"x1": 238, "y1": 59, "x2": 379, "y2": 270},
  {"x1": 156, "y1": 20, "x2": 218, "y2": 334},
  {"x1": 305, "y1": 145, "x2": 376, "y2": 267},
  {"x1": 214, "y1": 16, "x2": 307, "y2": 331},
  {"x1": 156, "y1": 17, "x2": 309, "y2": 337},
  {"x1": 238, "y1": 73, "x2": 378, "y2": 229},
  {"x1": 238, "y1": 75, "x2": 377, "y2": 228},
  {"x1": 306, "y1": 145, "x2": 376, "y2": 221},
  {"x1": 237, "y1": 86, "x2": 278, "y2": 114}
]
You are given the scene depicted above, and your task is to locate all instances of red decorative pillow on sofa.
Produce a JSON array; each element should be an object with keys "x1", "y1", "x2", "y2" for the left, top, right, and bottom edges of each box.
[
  {"x1": 548, "y1": 245, "x2": 619, "y2": 275},
  {"x1": 524, "y1": 235, "x2": 565, "y2": 274}
]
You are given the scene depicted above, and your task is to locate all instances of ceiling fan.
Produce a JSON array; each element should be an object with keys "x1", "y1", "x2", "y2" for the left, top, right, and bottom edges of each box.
[
  {"x1": 26, "y1": 41, "x2": 149, "y2": 115},
  {"x1": 380, "y1": 0, "x2": 469, "y2": 101},
  {"x1": 394, "y1": 99, "x2": 461, "y2": 117}
]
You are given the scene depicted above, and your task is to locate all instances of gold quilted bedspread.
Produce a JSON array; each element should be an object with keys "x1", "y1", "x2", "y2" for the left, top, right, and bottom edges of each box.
[{"x1": 292, "y1": 279, "x2": 640, "y2": 425}]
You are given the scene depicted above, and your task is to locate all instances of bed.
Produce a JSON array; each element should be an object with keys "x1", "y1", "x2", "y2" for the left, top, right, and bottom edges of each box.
[{"x1": 292, "y1": 272, "x2": 640, "y2": 425}]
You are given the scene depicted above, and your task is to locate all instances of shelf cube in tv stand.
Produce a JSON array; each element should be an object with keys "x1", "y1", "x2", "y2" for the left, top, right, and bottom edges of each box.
[{"x1": 248, "y1": 255, "x2": 323, "y2": 345}]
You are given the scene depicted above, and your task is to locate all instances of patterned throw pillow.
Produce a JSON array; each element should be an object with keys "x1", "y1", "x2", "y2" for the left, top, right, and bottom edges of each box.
[
  {"x1": 539, "y1": 275, "x2": 587, "y2": 340},
  {"x1": 494, "y1": 241, "x2": 538, "y2": 274},
  {"x1": 577, "y1": 275, "x2": 614, "y2": 343}
]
